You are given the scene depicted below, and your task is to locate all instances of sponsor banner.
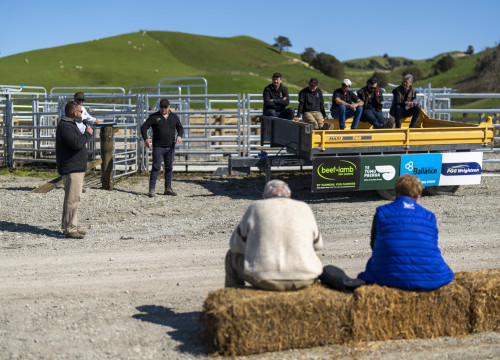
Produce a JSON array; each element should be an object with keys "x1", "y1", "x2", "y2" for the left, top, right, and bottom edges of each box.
[
  {"x1": 312, "y1": 157, "x2": 360, "y2": 192},
  {"x1": 439, "y1": 152, "x2": 483, "y2": 185},
  {"x1": 359, "y1": 156, "x2": 400, "y2": 190},
  {"x1": 400, "y1": 154, "x2": 442, "y2": 187}
]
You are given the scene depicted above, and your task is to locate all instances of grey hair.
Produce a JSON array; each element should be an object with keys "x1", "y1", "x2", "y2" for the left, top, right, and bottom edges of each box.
[
  {"x1": 404, "y1": 74, "x2": 414, "y2": 83},
  {"x1": 263, "y1": 179, "x2": 291, "y2": 199}
]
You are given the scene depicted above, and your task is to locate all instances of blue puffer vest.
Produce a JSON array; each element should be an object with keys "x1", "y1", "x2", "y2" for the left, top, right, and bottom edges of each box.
[{"x1": 358, "y1": 196, "x2": 454, "y2": 290}]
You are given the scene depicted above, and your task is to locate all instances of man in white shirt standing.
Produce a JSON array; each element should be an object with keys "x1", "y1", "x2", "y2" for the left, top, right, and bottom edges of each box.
[
  {"x1": 225, "y1": 179, "x2": 324, "y2": 291},
  {"x1": 73, "y1": 92, "x2": 101, "y2": 133},
  {"x1": 73, "y1": 92, "x2": 100, "y2": 193}
]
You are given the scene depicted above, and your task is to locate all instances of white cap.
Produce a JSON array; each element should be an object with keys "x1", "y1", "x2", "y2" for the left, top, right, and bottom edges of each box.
[{"x1": 343, "y1": 79, "x2": 352, "y2": 86}]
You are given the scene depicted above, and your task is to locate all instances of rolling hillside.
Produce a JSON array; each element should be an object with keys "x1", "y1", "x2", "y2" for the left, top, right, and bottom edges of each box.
[{"x1": 0, "y1": 30, "x2": 497, "y2": 98}]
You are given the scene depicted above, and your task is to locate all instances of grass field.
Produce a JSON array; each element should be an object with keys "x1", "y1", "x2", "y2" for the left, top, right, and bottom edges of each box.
[{"x1": 0, "y1": 31, "x2": 497, "y2": 106}]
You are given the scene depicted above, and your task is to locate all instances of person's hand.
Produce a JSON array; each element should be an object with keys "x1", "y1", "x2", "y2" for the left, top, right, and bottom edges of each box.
[
  {"x1": 175, "y1": 137, "x2": 182, "y2": 144},
  {"x1": 350, "y1": 104, "x2": 357, "y2": 110},
  {"x1": 282, "y1": 96, "x2": 287, "y2": 101},
  {"x1": 145, "y1": 139, "x2": 152, "y2": 148},
  {"x1": 94, "y1": 119, "x2": 101, "y2": 124},
  {"x1": 85, "y1": 126, "x2": 93, "y2": 136}
]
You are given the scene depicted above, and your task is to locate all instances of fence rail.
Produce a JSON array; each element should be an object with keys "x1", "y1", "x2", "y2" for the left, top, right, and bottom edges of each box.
[{"x1": 1, "y1": 80, "x2": 499, "y2": 178}]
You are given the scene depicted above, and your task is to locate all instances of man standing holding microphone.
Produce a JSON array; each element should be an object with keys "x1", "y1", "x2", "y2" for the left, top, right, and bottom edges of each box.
[
  {"x1": 141, "y1": 99, "x2": 184, "y2": 197},
  {"x1": 56, "y1": 101, "x2": 93, "y2": 239}
]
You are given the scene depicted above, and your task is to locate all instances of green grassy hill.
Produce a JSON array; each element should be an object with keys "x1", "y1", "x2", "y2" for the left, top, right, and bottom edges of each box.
[
  {"x1": 0, "y1": 30, "x2": 497, "y2": 99},
  {"x1": 0, "y1": 31, "x2": 338, "y2": 95}
]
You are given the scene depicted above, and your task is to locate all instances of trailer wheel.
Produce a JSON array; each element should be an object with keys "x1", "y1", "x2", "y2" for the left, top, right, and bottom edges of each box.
[
  {"x1": 424, "y1": 185, "x2": 460, "y2": 196},
  {"x1": 376, "y1": 189, "x2": 396, "y2": 200}
]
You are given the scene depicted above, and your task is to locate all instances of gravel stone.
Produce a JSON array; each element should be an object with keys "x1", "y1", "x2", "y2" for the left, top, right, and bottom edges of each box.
[{"x1": 0, "y1": 172, "x2": 499, "y2": 359}]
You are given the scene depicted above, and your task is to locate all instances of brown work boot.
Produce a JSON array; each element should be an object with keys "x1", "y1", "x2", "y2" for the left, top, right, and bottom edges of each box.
[
  {"x1": 164, "y1": 187, "x2": 177, "y2": 196},
  {"x1": 64, "y1": 232, "x2": 85, "y2": 239},
  {"x1": 322, "y1": 123, "x2": 334, "y2": 130},
  {"x1": 148, "y1": 189, "x2": 156, "y2": 197},
  {"x1": 77, "y1": 229, "x2": 87, "y2": 235}
]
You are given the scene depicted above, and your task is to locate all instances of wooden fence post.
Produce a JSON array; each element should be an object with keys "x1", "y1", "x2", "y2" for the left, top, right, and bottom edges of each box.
[{"x1": 100, "y1": 125, "x2": 115, "y2": 190}]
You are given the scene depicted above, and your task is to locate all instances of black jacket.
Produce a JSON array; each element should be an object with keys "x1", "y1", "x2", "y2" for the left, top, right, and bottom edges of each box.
[
  {"x1": 263, "y1": 84, "x2": 290, "y2": 112},
  {"x1": 141, "y1": 111, "x2": 184, "y2": 147},
  {"x1": 56, "y1": 116, "x2": 91, "y2": 175},
  {"x1": 331, "y1": 88, "x2": 360, "y2": 111},
  {"x1": 297, "y1": 87, "x2": 326, "y2": 118},
  {"x1": 357, "y1": 86, "x2": 383, "y2": 112}
]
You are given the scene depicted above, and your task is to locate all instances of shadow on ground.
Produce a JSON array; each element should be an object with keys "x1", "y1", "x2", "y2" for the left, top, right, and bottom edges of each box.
[
  {"x1": 0, "y1": 220, "x2": 62, "y2": 238},
  {"x1": 133, "y1": 305, "x2": 206, "y2": 355},
  {"x1": 179, "y1": 172, "x2": 384, "y2": 204}
]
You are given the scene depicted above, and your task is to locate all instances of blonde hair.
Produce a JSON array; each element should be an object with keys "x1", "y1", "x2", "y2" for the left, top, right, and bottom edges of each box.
[{"x1": 395, "y1": 174, "x2": 423, "y2": 200}]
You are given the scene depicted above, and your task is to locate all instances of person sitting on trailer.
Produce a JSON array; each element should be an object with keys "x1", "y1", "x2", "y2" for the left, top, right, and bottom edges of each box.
[
  {"x1": 330, "y1": 79, "x2": 364, "y2": 130},
  {"x1": 262, "y1": 72, "x2": 295, "y2": 120},
  {"x1": 357, "y1": 174, "x2": 454, "y2": 290},
  {"x1": 389, "y1": 74, "x2": 421, "y2": 128},
  {"x1": 225, "y1": 179, "x2": 324, "y2": 291},
  {"x1": 295, "y1": 78, "x2": 332, "y2": 130},
  {"x1": 357, "y1": 77, "x2": 386, "y2": 129}
]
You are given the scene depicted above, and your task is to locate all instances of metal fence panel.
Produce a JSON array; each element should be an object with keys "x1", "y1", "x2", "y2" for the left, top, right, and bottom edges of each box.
[{"x1": 1, "y1": 83, "x2": 499, "y2": 172}]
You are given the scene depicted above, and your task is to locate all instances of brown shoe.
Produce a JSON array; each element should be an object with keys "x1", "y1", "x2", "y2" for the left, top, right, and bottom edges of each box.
[
  {"x1": 64, "y1": 232, "x2": 85, "y2": 239},
  {"x1": 164, "y1": 187, "x2": 177, "y2": 196},
  {"x1": 148, "y1": 189, "x2": 156, "y2": 197},
  {"x1": 77, "y1": 229, "x2": 87, "y2": 235}
]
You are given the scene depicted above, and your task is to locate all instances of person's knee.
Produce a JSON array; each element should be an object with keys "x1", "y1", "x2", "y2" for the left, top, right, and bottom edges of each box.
[{"x1": 393, "y1": 106, "x2": 403, "y2": 117}]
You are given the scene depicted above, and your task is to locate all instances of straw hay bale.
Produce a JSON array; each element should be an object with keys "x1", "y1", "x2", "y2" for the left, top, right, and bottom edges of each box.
[
  {"x1": 201, "y1": 270, "x2": 499, "y2": 356},
  {"x1": 454, "y1": 269, "x2": 500, "y2": 332},
  {"x1": 350, "y1": 281, "x2": 471, "y2": 342},
  {"x1": 201, "y1": 284, "x2": 352, "y2": 356}
]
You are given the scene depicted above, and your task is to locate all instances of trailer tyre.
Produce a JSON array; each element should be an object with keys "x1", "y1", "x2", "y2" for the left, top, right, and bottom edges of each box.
[
  {"x1": 424, "y1": 185, "x2": 460, "y2": 196},
  {"x1": 376, "y1": 189, "x2": 396, "y2": 200}
]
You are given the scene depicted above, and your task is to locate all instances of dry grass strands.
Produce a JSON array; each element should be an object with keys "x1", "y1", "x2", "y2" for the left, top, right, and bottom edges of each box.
[
  {"x1": 454, "y1": 269, "x2": 500, "y2": 332},
  {"x1": 351, "y1": 281, "x2": 471, "y2": 342},
  {"x1": 201, "y1": 284, "x2": 352, "y2": 356},
  {"x1": 201, "y1": 270, "x2": 500, "y2": 356}
]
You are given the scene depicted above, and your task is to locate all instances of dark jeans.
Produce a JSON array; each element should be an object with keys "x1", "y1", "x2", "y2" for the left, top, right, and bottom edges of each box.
[
  {"x1": 149, "y1": 145, "x2": 175, "y2": 190},
  {"x1": 363, "y1": 109, "x2": 386, "y2": 128},
  {"x1": 263, "y1": 108, "x2": 295, "y2": 120},
  {"x1": 391, "y1": 104, "x2": 421, "y2": 128},
  {"x1": 331, "y1": 105, "x2": 363, "y2": 130}
]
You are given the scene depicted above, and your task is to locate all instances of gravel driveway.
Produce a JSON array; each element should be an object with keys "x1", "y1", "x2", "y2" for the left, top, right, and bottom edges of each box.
[{"x1": 1, "y1": 171, "x2": 499, "y2": 359}]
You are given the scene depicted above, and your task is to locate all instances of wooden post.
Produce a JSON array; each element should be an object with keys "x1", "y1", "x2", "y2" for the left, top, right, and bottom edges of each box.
[
  {"x1": 100, "y1": 125, "x2": 114, "y2": 190},
  {"x1": 31, "y1": 159, "x2": 102, "y2": 194}
]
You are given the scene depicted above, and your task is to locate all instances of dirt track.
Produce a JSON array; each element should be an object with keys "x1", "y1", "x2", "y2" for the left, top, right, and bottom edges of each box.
[{"x1": 1, "y1": 172, "x2": 499, "y2": 359}]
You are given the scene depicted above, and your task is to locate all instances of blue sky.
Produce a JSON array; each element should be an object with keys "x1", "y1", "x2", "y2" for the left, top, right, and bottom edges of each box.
[{"x1": 1, "y1": 0, "x2": 498, "y2": 61}]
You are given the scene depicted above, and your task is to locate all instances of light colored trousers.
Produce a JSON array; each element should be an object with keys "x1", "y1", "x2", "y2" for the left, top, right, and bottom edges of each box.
[
  {"x1": 224, "y1": 250, "x2": 315, "y2": 291},
  {"x1": 302, "y1": 111, "x2": 324, "y2": 129},
  {"x1": 61, "y1": 172, "x2": 84, "y2": 234}
]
